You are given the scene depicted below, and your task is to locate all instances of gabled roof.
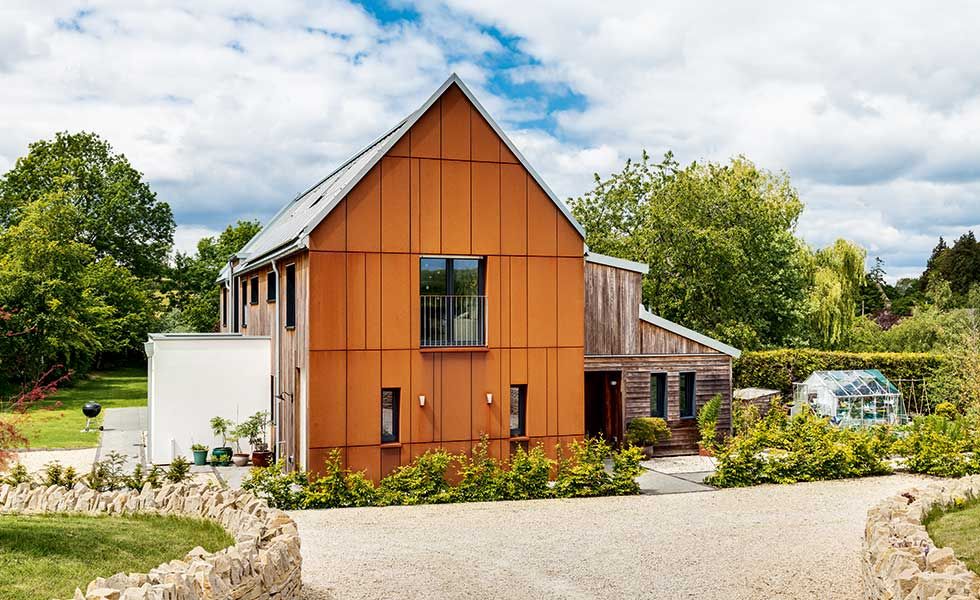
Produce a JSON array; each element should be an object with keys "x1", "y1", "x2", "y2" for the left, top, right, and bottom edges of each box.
[
  {"x1": 803, "y1": 369, "x2": 899, "y2": 397},
  {"x1": 638, "y1": 306, "x2": 742, "y2": 358},
  {"x1": 585, "y1": 252, "x2": 649, "y2": 274},
  {"x1": 223, "y1": 74, "x2": 585, "y2": 278}
]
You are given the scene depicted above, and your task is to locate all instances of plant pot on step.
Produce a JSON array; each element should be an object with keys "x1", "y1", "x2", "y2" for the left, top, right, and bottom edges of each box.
[
  {"x1": 231, "y1": 453, "x2": 250, "y2": 467},
  {"x1": 251, "y1": 450, "x2": 273, "y2": 467},
  {"x1": 641, "y1": 445, "x2": 657, "y2": 460},
  {"x1": 211, "y1": 447, "x2": 232, "y2": 466},
  {"x1": 192, "y1": 449, "x2": 209, "y2": 466},
  {"x1": 698, "y1": 444, "x2": 714, "y2": 457}
]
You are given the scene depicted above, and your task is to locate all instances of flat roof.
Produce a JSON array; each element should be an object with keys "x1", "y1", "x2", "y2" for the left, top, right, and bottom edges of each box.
[{"x1": 585, "y1": 252, "x2": 650, "y2": 274}]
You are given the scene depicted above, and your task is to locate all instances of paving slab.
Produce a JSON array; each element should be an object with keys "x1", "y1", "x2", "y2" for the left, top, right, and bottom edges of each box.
[
  {"x1": 97, "y1": 406, "x2": 146, "y2": 469},
  {"x1": 637, "y1": 468, "x2": 715, "y2": 494},
  {"x1": 642, "y1": 454, "x2": 717, "y2": 474}
]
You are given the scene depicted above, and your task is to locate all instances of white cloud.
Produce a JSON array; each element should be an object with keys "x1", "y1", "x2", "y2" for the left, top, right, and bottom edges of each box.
[{"x1": 172, "y1": 224, "x2": 220, "y2": 257}]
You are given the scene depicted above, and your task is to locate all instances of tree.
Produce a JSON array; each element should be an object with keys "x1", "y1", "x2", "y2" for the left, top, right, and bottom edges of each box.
[
  {"x1": 0, "y1": 131, "x2": 175, "y2": 278},
  {"x1": 165, "y1": 221, "x2": 262, "y2": 332},
  {"x1": 571, "y1": 152, "x2": 810, "y2": 349},
  {"x1": 806, "y1": 239, "x2": 866, "y2": 349},
  {"x1": 922, "y1": 232, "x2": 980, "y2": 300}
]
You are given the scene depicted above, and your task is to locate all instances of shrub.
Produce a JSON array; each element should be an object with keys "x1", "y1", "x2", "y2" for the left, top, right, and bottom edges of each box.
[
  {"x1": 241, "y1": 459, "x2": 308, "y2": 509},
  {"x1": 625, "y1": 417, "x2": 670, "y2": 448},
  {"x1": 124, "y1": 463, "x2": 162, "y2": 489},
  {"x1": 707, "y1": 407, "x2": 893, "y2": 488},
  {"x1": 2, "y1": 463, "x2": 31, "y2": 485},
  {"x1": 40, "y1": 461, "x2": 79, "y2": 489},
  {"x1": 378, "y1": 449, "x2": 453, "y2": 506},
  {"x1": 84, "y1": 451, "x2": 128, "y2": 491},
  {"x1": 166, "y1": 456, "x2": 192, "y2": 483},
  {"x1": 893, "y1": 414, "x2": 979, "y2": 478},
  {"x1": 697, "y1": 395, "x2": 722, "y2": 452},
  {"x1": 934, "y1": 402, "x2": 959, "y2": 420},
  {"x1": 451, "y1": 438, "x2": 506, "y2": 503},
  {"x1": 500, "y1": 443, "x2": 552, "y2": 500},
  {"x1": 302, "y1": 450, "x2": 378, "y2": 509},
  {"x1": 732, "y1": 399, "x2": 761, "y2": 437},
  {"x1": 609, "y1": 445, "x2": 644, "y2": 495}
]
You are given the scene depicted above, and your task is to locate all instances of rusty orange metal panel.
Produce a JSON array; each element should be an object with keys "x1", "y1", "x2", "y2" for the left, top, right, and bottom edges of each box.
[
  {"x1": 410, "y1": 442, "x2": 437, "y2": 460},
  {"x1": 348, "y1": 445, "x2": 381, "y2": 483},
  {"x1": 308, "y1": 198, "x2": 346, "y2": 251},
  {"x1": 419, "y1": 159, "x2": 441, "y2": 253},
  {"x1": 382, "y1": 349, "x2": 411, "y2": 444},
  {"x1": 410, "y1": 352, "x2": 435, "y2": 443},
  {"x1": 470, "y1": 350, "x2": 499, "y2": 440},
  {"x1": 346, "y1": 350, "x2": 381, "y2": 446},
  {"x1": 543, "y1": 436, "x2": 559, "y2": 461},
  {"x1": 381, "y1": 253, "x2": 411, "y2": 349},
  {"x1": 509, "y1": 257, "x2": 527, "y2": 347},
  {"x1": 500, "y1": 141, "x2": 519, "y2": 164},
  {"x1": 365, "y1": 253, "x2": 382, "y2": 349},
  {"x1": 527, "y1": 349, "x2": 548, "y2": 437},
  {"x1": 410, "y1": 100, "x2": 441, "y2": 159},
  {"x1": 471, "y1": 108, "x2": 500, "y2": 162},
  {"x1": 308, "y1": 252, "x2": 346, "y2": 351},
  {"x1": 381, "y1": 156, "x2": 410, "y2": 253},
  {"x1": 410, "y1": 255, "x2": 421, "y2": 348},
  {"x1": 308, "y1": 350, "x2": 346, "y2": 448},
  {"x1": 547, "y1": 348, "x2": 559, "y2": 436},
  {"x1": 557, "y1": 212, "x2": 583, "y2": 257},
  {"x1": 557, "y1": 258, "x2": 585, "y2": 347},
  {"x1": 381, "y1": 447, "x2": 401, "y2": 478},
  {"x1": 557, "y1": 347, "x2": 585, "y2": 436},
  {"x1": 410, "y1": 159, "x2": 421, "y2": 253},
  {"x1": 527, "y1": 257, "x2": 557, "y2": 348},
  {"x1": 440, "y1": 160, "x2": 471, "y2": 254},
  {"x1": 345, "y1": 253, "x2": 365, "y2": 349},
  {"x1": 440, "y1": 352, "x2": 472, "y2": 442},
  {"x1": 485, "y1": 256, "x2": 501, "y2": 348},
  {"x1": 471, "y1": 162, "x2": 500, "y2": 255},
  {"x1": 496, "y1": 349, "x2": 510, "y2": 439},
  {"x1": 510, "y1": 348, "x2": 527, "y2": 385},
  {"x1": 440, "y1": 85, "x2": 470, "y2": 161},
  {"x1": 527, "y1": 178, "x2": 557, "y2": 257},
  {"x1": 433, "y1": 352, "x2": 443, "y2": 440},
  {"x1": 500, "y1": 164, "x2": 527, "y2": 255},
  {"x1": 498, "y1": 256, "x2": 511, "y2": 347},
  {"x1": 308, "y1": 447, "x2": 345, "y2": 478},
  {"x1": 346, "y1": 165, "x2": 381, "y2": 252},
  {"x1": 387, "y1": 133, "x2": 410, "y2": 158}
]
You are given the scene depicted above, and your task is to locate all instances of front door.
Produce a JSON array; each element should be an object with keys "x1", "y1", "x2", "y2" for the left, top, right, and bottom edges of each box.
[{"x1": 584, "y1": 371, "x2": 623, "y2": 446}]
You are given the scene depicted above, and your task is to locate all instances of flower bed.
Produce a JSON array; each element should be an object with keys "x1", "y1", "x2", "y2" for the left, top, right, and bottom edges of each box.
[
  {"x1": 0, "y1": 481, "x2": 301, "y2": 600},
  {"x1": 863, "y1": 476, "x2": 980, "y2": 599}
]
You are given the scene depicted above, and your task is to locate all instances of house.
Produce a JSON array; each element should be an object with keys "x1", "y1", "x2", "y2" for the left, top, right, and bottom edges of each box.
[{"x1": 217, "y1": 74, "x2": 738, "y2": 478}]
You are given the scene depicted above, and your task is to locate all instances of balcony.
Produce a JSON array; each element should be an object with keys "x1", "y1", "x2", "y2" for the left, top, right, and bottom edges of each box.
[{"x1": 420, "y1": 295, "x2": 486, "y2": 348}]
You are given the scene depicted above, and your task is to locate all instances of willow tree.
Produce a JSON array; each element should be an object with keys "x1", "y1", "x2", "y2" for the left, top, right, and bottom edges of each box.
[{"x1": 806, "y1": 239, "x2": 866, "y2": 349}]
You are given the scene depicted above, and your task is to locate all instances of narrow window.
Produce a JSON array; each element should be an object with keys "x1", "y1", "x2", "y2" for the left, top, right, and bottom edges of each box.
[
  {"x1": 267, "y1": 271, "x2": 277, "y2": 302},
  {"x1": 221, "y1": 287, "x2": 228, "y2": 328},
  {"x1": 285, "y1": 264, "x2": 296, "y2": 328},
  {"x1": 241, "y1": 280, "x2": 248, "y2": 328},
  {"x1": 249, "y1": 276, "x2": 259, "y2": 304},
  {"x1": 509, "y1": 385, "x2": 527, "y2": 437},
  {"x1": 381, "y1": 388, "x2": 400, "y2": 443},
  {"x1": 650, "y1": 373, "x2": 666, "y2": 418},
  {"x1": 679, "y1": 372, "x2": 696, "y2": 418}
]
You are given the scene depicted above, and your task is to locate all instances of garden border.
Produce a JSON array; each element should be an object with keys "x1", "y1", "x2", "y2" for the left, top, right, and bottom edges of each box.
[
  {"x1": 863, "y1": 475, "x2": 980, "y2": 599},
  {"x1": 0, "y1": 481, "x2": 301, "y2": 600}
]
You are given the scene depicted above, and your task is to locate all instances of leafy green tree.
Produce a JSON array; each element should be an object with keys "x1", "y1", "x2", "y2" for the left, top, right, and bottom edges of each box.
[
  {"x1": 0, "y1": 131, "x2": 175, "y2": 278},
  {"x1": 165, "y1": 220, "x2": 262, "y2": 332},
  {"x1": 922, "y1": 232, "x2": 980, "y2": 300},
  {"x1": 571, "y1": 152, "x2": 810, "y2": 349},
  {"x1": 806, "y1": 239, "x2": 866, "y2": 349}
]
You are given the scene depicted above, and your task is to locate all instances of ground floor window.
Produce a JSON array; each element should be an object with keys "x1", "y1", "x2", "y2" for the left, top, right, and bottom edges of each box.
[
  {"x1": 679, "y1": 372, "x2": 696, "y2": 418},
  {"x1": 381, "y1": 388, "x2": 400, "y2": 443},
  {"x1": 509, "y1": 385, "x2": 527, "y2": 437},
  {"x1": 650, "y1": 373, "x2": 666, "y2": 418}
]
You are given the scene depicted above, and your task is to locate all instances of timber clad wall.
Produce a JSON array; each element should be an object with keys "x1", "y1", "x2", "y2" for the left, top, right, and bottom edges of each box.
[{"x1": 298, "y1": 83, "x2": 585, "y2": 481}]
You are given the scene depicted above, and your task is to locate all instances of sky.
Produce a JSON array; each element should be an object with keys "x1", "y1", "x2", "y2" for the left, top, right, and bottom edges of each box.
[{"x1": 3, "y1": 2, "x2": 980, "y2": 282}]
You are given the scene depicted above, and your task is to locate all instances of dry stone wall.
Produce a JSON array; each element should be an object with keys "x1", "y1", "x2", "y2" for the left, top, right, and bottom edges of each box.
[
  {"x1": 0, "y1": 481, "x2": 301, "y2": 600},
  {"x1": 863, "y1": 475, "x2": 980, "y2": 599}
]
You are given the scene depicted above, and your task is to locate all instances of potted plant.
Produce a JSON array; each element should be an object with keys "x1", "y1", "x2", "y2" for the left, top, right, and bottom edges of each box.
[
  {"x1": 209, "y1": 416, "x2": 234, "y2": 466},
  {"x1": 245, "y1": 411, "x2": 273, "y2": 467},
  {"x1": 191, "y1": 443, "x2": 209, "y2": 466},
  {"x1": 625, "y1": 417, "x2": 671, "y2": 459}
]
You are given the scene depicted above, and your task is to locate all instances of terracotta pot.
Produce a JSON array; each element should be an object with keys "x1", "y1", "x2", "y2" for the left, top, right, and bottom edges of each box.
[
  {"x1": 698, "y1": 444, "x2": 714, "y2": 457},
  {"x1": 231, "y1": 453, "x2": 250, "y2": 467},
  {"x1": 251, "y1": 450, "x2": 273, "y2": 468}
]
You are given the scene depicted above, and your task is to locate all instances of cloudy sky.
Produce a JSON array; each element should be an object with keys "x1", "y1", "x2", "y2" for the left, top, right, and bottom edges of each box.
[{"x1": 3, "y1": 1, "x2": 979, "y2": 281}]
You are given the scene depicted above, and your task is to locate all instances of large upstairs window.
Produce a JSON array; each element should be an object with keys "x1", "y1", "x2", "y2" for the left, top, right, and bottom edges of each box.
[{"x1": 420, "y1": 257, "x2": 485, "y2": 347}]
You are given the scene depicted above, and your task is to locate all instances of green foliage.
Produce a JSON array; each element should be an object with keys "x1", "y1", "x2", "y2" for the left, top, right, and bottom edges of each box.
[
  {"x1": 2, "y1": 463, "x2": 31, "y2": 485},
  {"x1": 707, "y1": 407, "x2": 893, "y2": 488},
  {"x1": 165, "y1": 456, "x2": 192, "y2": 484},
  {"x1": 806, "y1": 239, "x2": 866, "y2": 349},
  {"x1": 378, "y1": 450, "x2": 454, "y2": 506},
  {"x1": 451, "y1": 438, "x2": 506, "y2": 502},
  {"x1": 241, "y1": 459, "x2": 309, "y2": 510},
  {"x1": 209, "y1": 416, "x2": 234, "y2": 447},
  {"x1": 734, "y1": 349, "x2": 945, "y2": 398},
  {"x1": 609, "y1": 445, "x2": 644, "y2": 495},
  {"x1": 934, "y1": 402, "x2": 959, "y2": 420},
  {"x1": 40, "y1": 461, "x2": 79, "y2": 489},
  {"x1": 83, "y1": 451, "x2": 128, "y2": 491},
  {"x1": 499, "y1": 444, "x2": 552, "y2": 501},
  {"x1": 923, "y1": 232, "x2": 980, "y2": 299},
  {"x1": 571, "y1": 151, "x2": 810, "y2": 350},
  {"x1": 231, "y1": 411, "x2": 270, "y2": 451},
  {"x1": 302, "y1": 451, "x2": 378, "y2": 509},
  {"x1": 124, "y1": 463, "x2": 162, "y2": 490},
  {"x1": 732, "y1": 399, "x2": 762, "y2": 437},
  {"x1": 624, "y1": 417, "x2": 671, "y2": 448},
  {"x1": 191, "y1": 443, "x2": 208, "y2": 452},
  {"x1": 697, "y1": 394, "x2": 722, "y2": 452},
  {"x1": 893, "y1": 414, "x2": 979, "y2": 478}
]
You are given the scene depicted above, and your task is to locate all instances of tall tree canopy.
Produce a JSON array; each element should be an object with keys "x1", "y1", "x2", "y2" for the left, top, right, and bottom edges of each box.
[
  {"x1": 806, "y1": 239, "x2": 866, "y2": 349},
  {"x1": 572, "y1": 152, "x2": 810, "y2": 349},
  {"x1": 922, "y1": 231, "x2": 980, "y2": 298},
  {"x1": 0, "y1": 131, "x2": 175, "y2": 278}
]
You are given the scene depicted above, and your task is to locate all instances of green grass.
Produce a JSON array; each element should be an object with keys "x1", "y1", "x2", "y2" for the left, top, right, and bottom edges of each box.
[
  {"x1": 0, "y1": 367, "x2": 147, "y2": 449},
  {"x1": 926, "y1": 499, "x2": 980, "y2": 574},
  {"x1": 0, "y1": 512, "x2": 233, "y2": 600}
]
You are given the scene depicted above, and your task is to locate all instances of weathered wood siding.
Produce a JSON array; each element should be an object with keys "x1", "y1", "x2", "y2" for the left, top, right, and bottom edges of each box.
[
  {"x1": 584, "y1": 261, "x2": 642, "y2": 355},
  {"x1": 639, "y1": 320, "x2": 717, "y2": 354}
]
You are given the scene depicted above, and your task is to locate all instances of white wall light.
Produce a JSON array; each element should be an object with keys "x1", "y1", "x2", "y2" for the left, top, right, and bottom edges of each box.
[
  {"x1": 486, "y1": 393, "x2": 493, "y2": 405},
  {"x1": 419, "y1": 395, "x2": 426, "y2": 407}
]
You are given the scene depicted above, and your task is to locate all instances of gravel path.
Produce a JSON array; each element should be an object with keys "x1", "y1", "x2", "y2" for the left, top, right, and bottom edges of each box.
[
  {"x1": 290, "y1": 474, "x2": 934, "y2": 600},
  {"x1": 5, "y1": 448, "x2": 97, "y2": 474}
]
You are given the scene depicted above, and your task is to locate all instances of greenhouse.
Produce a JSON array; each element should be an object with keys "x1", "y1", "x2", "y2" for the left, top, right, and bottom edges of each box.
[{"x1": 792, "y1": 369, "x2": 907, "y2": 427}]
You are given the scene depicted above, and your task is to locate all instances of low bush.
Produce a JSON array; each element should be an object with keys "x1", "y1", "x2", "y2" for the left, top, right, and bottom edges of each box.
[
  {"x1": 242, "y1": 437, "x2": 644, "y2": 509},
  {"x1": 707, "y1": 407, "x2": 893, "y2": 488},
  {"x1": 697, "y1": 394, "x2": 722, "y2": 452},
  {"x1": 625, "y1": 417, "x2": 670, "y2": 448},
  {"x1": 41, "y1": 461, "x2": 80, "y2": 489},
  {"x1": 893, "y1": 414, "x2": 979, "y2": 478},
  {"x1": 732, "y1": 399, "x2": 762, "y2": 437}
]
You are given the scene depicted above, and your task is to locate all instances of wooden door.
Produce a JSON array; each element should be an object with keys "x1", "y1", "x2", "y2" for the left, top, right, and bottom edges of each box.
[{"x1": 585, "y1": 371, "x2": 623, "y2": 445}]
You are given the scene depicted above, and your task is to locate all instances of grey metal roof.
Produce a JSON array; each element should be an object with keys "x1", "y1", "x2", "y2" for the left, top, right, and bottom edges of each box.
[
  {"x1": 585, "y1": 252, "x2": 649, "y2": 274},
  {"x1": 638, "y1": 306, "x2": 742, "y2": 358},
  {"x1": 225, "y1": 73, "x2": 585, "y2": 277}
]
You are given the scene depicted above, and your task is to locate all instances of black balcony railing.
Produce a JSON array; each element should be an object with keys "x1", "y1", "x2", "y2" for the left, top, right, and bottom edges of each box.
[{"x1": 420, "y1": 295, "x2": 486, "y2": 347}]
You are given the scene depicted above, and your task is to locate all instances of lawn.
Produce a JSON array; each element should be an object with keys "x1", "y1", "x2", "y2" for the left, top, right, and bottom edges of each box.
[
  {"x1": 0, "y1": 367, "x2": 147, "y2": 449},
  {"x1": 927, "y1": 500, "x2": 980, "y2": 574},
  {"x1": 0, "y1": 513, "x2": 233, "y2": 600}
]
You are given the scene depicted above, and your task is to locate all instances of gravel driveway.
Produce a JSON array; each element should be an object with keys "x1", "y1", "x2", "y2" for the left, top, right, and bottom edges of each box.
[{"x1": 291, "y1": 474, "x2": 935, "y2": 600}]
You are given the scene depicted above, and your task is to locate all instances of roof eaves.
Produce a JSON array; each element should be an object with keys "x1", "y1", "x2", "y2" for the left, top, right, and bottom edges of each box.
[
  {"x1": 586, "y1": 252, "x2": 650, "y2": 274},
  {"x1": 638, "y1": 306, "x2": 742, "y2": 358}
]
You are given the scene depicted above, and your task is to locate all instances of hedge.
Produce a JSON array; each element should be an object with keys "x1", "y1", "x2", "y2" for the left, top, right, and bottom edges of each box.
[{"x1": 734, "y1": 349, "x2": 947, "y2": 397}]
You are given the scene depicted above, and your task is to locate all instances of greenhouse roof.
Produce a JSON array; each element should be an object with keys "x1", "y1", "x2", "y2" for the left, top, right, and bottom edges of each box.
[{"x1": 808, "y1": 369, "x2": 900, "y2": 398}]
